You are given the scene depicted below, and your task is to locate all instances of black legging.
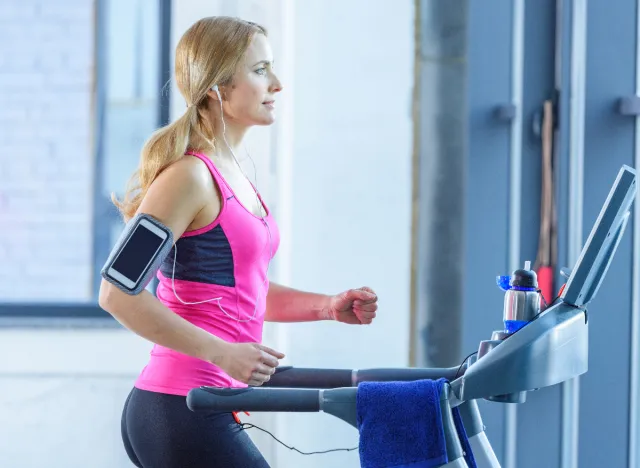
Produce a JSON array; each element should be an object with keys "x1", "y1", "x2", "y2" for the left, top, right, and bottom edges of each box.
[{"x1": 121, "y1": 387, "x2": 270, "y2": 467}]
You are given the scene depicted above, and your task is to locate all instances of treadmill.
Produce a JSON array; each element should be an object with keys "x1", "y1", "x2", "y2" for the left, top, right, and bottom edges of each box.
[{"x1": 186, "y1": 165, "x2": 637, "y2": 467}]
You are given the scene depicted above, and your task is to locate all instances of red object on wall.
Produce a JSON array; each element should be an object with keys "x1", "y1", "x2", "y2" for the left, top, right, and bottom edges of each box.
[{"x1": 537, "y1": 265, "x2": 554, "y2": 306}]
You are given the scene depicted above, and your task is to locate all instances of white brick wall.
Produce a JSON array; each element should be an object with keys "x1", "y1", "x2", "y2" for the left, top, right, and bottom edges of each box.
[{"x1": 0, "y1": 0, "x2": 95, "y2": 302}]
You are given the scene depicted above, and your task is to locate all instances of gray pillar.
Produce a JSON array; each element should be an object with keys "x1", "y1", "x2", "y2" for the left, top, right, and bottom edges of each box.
[{"x1": 410, "y1": 0, "x2": 468, "y2": 367}]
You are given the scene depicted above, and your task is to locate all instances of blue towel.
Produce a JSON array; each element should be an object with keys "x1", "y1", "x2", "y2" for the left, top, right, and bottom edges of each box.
[{"x1": 356, "y1": 378, "x2": 476, "y2": 468}]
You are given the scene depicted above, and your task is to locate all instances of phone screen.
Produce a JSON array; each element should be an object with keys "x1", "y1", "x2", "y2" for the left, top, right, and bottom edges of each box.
[{"x1": 111, "y1": 223, "x2": 165, "y2": 283}]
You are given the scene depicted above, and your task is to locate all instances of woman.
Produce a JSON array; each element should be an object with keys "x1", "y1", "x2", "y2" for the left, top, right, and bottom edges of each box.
[{"x1": 98, "y1": 16, "x2": 379, "y2": 468}]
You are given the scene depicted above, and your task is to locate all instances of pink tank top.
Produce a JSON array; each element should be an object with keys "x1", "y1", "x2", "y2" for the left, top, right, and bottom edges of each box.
[{"x1": 134, "y1": 151, "x2": 280, "y2": 396}]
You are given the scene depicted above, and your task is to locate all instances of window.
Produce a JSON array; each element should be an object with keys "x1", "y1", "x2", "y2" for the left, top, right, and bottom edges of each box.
[{"x1": 0, "y1": 0, "x2": 171, "y2": 319}]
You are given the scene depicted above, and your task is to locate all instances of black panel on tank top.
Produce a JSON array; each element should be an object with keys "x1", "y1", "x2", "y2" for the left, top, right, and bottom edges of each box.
[{"x1": 159, "y1": 225, "x2": 235, "y2": 287}]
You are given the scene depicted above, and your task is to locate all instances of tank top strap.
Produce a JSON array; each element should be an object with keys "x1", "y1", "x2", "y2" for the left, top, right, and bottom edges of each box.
[{"x1": 185, "y1": 151, "x2": 234, "y2": 200}]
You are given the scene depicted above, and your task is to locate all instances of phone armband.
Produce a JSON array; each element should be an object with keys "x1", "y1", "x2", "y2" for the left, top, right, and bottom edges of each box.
[{"x1": 101, "y1": 213, "x2": 174, "y2": 295}]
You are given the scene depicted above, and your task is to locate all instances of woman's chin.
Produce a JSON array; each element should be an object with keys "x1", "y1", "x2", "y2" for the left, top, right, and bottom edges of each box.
[{"x1": 255, "y1": 114, "x2": 276, "y2": 126}]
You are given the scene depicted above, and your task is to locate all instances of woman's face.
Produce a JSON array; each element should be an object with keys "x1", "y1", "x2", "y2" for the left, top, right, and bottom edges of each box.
[{"x1": 221, "y1": 33, "x2": 283, "y2": 126}]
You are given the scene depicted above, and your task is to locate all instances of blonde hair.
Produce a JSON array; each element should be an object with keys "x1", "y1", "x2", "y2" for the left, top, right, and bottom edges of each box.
[{"x1": 112, "y1": 16, "x2": 267, "y2": 221}]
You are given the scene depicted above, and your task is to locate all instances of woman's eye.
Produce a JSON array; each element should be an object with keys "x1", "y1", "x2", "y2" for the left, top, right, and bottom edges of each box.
[{"x1": 255, "y1": 68, "x2": 267, "y2": 76}]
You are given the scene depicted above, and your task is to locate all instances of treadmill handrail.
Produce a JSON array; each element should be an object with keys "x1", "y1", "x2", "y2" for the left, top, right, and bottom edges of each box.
[{"x1": 264, "y1": 366, "x2": 462, "y2": 388}]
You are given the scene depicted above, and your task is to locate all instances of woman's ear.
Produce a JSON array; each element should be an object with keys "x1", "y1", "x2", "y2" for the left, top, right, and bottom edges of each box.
[
  {"x1": 209, "y1": 84, "x2": 226, "y2": 101},
  {"x1": 206, "y1": 85, "x2": 221, "y2": 101}
]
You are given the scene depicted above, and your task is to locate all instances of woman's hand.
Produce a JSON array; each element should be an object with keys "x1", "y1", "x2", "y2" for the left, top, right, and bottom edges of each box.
[
  {"x1": 324, "y1": 287, "x2": 378, "y2": 325},
  {"x1": 215, "y1": 342, "x2": 285, "y2": 386}
]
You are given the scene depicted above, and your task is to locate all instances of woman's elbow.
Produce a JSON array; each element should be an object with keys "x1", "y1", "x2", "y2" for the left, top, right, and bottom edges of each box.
[
  {"x1": 98, "y1": 280, "x2": 147, "y2": 324},
  {"x1": 98, "y1": 279, "x2": 122, "y2": 314}
]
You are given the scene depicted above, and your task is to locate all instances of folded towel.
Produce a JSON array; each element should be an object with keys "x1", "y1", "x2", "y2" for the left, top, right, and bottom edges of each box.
[
  {"x1": 356, "y1": 378, "x2": 448, "y2": 468},
  {"x1": 356, "y1": 378, "x2": 476, "y2": 468}
]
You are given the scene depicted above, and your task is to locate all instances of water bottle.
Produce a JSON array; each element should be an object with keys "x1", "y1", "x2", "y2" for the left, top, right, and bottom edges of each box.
[
  {"x1": 475, "y1": 261, "x2": 541, "y2": 404},
  {"x1": 497, "y1": 261, "x2": 540, "y2": 334}
]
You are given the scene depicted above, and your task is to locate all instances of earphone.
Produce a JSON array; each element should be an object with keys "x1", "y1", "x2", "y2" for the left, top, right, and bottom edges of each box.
[{"x1": 170, "y1": 83, "x2": 273, "y2": 323}]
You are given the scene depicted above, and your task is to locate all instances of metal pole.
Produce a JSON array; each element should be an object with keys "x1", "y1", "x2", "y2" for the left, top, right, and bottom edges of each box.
[
  {"x1": 410, "y1": 0, "x2": 468, "y2": 368},
  {"x1": 158, "y1": 0, "x2": 172, "y2": 128},
  {"x1": 628, "y1": 1, "x2": 640, "y2": 466},
  {"x1": 91, "y1": 0, "x2": 109, "y2": 298},
  {"x1": 150, "y1": 0, "x2": 172, "y2": 295},
  {"x1": 504, "y1": 0, "x2": 525, "y2": 464},
  {"x1": 561, "y1": 1, "x2": 587, "y2": 467}
]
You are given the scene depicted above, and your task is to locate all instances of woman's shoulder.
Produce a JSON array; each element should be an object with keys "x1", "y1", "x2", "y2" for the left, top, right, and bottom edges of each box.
[
  {"x1": 152, "y1": 154, "x2": 214, "y2": 193},
  {"x1": 143, "y1": 156, "x2": 213, "y2": 210}
]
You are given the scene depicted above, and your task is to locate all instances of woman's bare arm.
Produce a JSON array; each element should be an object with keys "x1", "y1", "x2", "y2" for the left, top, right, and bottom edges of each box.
[{"x1": 98, "y1": 157, "x2": 228, "y2": 364}]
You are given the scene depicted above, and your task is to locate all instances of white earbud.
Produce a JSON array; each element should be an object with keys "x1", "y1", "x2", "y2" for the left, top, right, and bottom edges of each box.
[{"x1": 211, "y1": 84, "x2": 221, "y2": 99}]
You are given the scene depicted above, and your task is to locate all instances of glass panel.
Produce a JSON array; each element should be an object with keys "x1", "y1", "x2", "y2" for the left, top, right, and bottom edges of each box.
[{"x1": 0, "y1": 1, "x2": 96, "y2": 303}]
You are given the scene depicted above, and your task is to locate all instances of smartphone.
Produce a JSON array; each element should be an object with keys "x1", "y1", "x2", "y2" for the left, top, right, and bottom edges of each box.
[{"x1": 106, "y1": 217, "x2": 169, "y2": 291}]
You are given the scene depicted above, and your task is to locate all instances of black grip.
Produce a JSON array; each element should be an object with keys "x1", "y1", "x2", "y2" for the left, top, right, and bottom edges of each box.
[
  {"x1": 186, "y1": 386, "x2": 321, "y2": 413},
  {"x1": 355, "y1": 366, "x2": 461, "y2": 384},
  {"x1": 263, "y1": 366, "x2": 462, "y2": 389},
  {"x1": 263, "y1": 366, "x2": 353, "y2": 388}
]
